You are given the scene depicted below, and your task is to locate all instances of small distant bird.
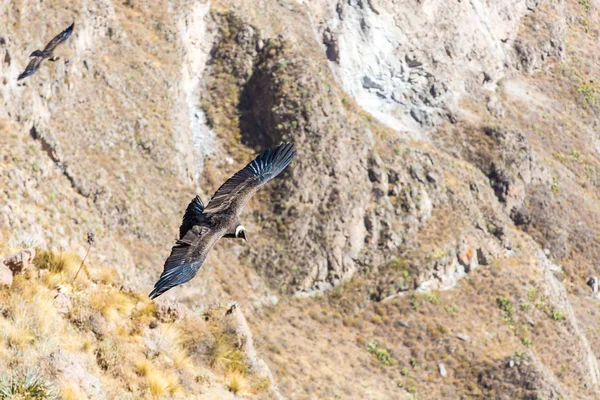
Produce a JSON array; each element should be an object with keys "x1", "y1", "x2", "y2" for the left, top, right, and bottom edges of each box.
[
  {"x1": 18, "y1": 22, "x2": 74, "y2": 81},
  {"x1": 149, "y1": 143, "x2": 296, "y2": 299}
]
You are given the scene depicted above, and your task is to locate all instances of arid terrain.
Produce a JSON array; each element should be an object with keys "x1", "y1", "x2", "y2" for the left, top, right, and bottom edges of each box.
[{"x1": 2, "y1": 0, "x2": 600, "y2": 398}]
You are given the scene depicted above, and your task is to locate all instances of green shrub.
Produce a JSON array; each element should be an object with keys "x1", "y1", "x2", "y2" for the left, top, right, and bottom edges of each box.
[
  {"x1": 426, "y1": 294, "x2": 440, "y2": 305},
  {"x1": 444, "y1": 304, "x2": 459, "y2": 317},
  {"x1": 366, "y1": 339, "x2": 394, "y2": 366},
  {"x1": 0, "y1": 372, "x2": 57, "y2": 399},
  {"x1": 496, "y1": 297, "x2": 514, "y2": 324},
  {"x1": 550, "y1": 309, "x2": 564, "y2": 321},
  {"x1": 527, "y1": 288, "x2": 539, "y2": 302}
]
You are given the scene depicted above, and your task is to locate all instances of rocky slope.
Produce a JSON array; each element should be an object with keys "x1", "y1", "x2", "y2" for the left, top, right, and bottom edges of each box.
[{"x1": 2, "y1": 0, "x2": 600, "y2": 398}]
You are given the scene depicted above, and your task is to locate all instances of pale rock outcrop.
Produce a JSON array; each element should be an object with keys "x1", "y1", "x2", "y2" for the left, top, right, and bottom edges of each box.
[
  {"x1": 174, "y1": 1, "x2": 216, "y2": 182},
  {"x1": 311, "y1": 0, "x2": 544, "y2": 137}
]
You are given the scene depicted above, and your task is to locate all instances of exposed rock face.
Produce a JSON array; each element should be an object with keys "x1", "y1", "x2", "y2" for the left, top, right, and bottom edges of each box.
[
  {"x1": 229, "y1": 305, "x2": 284, "y2": 399},
  {"x1": 309, "y1": 0, "x2": 548, "y2": 137}
]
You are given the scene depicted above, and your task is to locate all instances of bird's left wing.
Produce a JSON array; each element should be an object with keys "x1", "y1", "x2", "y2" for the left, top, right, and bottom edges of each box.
[
  {"x1": 18, "y1": 57, "x2": 43, "y2": 80},
  {"x1": 204, "y1": 143, "x2": 296, "y2": 215},
  {"x1": 178, "y1": 195, "x2": 205, "y2": 239},
  {"x1": 149, "y1": 223, "x2": 213, "y2": 299},
  {"x1": 43, "y1": 23, "x2": 74, "y2": 53}
]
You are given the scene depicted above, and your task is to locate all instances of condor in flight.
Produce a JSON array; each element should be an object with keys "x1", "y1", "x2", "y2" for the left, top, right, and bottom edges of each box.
[
  {"x1": 149, "y1": 143, "x2": 296, "y2": 299},
  {"x1": 18, "y1": 22, "x2": 74, "y2": 81}
]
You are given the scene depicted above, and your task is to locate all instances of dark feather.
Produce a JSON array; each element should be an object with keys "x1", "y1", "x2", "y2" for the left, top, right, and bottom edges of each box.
[
  {"x1": 149, "y1": 224, "x2": 212, "y2": 299},
  {"x1": 43, "y1": 23, "x2": 74, "y2": 53},
  {"x1": 150, "y1": 143, "x2": 296, "y2": 299},
  {"x1": 149, "y1": 260, "x2": 200, "y2": 299},
  {"x1": 18, "y1": 57, "x2": 42, "y2": 80},
  {"x1": 179, "y1": 195, "x2": 205, "y2": 239},
  {"x1": 204, "y1": 143, "x2": 296, "y2": 214}
]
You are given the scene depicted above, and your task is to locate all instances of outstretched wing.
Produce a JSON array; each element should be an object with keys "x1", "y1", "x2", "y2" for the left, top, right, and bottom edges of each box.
[
  {"x1": 149, "y1": 224, "x2": 214, "y2": 299},
  {"x1": 43, "y1": 23, "x2": 74, "y2": 53},
  {"x1": 179, "y1": 195, "x2": 205, "y2": 239},
  {"x1": 204, "y1": 143, "x2": 296, "y2": 215},
  {"x1": 18, "y1": 57, "x2": 43, "y2": 80}
]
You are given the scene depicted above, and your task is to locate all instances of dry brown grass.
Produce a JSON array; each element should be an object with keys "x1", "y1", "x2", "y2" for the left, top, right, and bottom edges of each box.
[
  {"x1": 136, "y1": 359, "x2": 182, "y2": 399},
  {"x1": 0, "y1": 246, "x2": 267, "y2": 398},
  {"x1": 226, "y1": 371, "x2": 251, "y2": 394},
  {"x1": 60, "y1": 380, "x2": 86, "y2": 400}
]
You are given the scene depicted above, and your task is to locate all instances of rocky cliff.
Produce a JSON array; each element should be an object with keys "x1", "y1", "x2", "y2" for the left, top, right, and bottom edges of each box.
[{"x1": 2, "y1": 0, "x2": 600, "y2": 398}]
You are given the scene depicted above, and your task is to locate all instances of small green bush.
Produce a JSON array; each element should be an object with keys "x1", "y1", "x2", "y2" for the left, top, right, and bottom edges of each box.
[
  {"x1": 550, "y1": 309, "x2": 564, "y2": 321},
  {"x1": 527, "y1": 288, "x2": 539, "y2": 302},
  {"x1": 444, "y1": 304, "x2": 459, "y2": 317},
  {"x1": 426, "y1": 294, "x2": 440, "y2": 305},
  {"x1": 0, "y1": 372, "x2": 57, "y2": 399},
  {"x1": 496, "y1": 297, "x2": 514, "y2": 324},
  {"x1": 366, "y1": 339, "x2": 394, "y2": 366}
]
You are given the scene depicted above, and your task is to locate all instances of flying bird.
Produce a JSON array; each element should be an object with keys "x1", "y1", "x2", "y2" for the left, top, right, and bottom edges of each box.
[
  {"x1": 149, "y1": 143, "x2": 296, "y2": 299},
  {"x1": 18, "y1": 22, "x2": 74, "y2": 81}
]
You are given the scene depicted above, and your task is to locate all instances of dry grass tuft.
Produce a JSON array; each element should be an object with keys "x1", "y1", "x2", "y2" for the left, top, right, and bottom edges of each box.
[
  {"x1": 207, "y1": 331, "x2": 247, "y2": 374},
  {"x1": 136, "y1": 359, "x2": 181, "y2": 398},
  {"x1": 89, "y1": 289, "x2": 136, "y2": 322},
  {"x1": 226, "y1": 371, "x2": 251, "y2": 394},
  {"x1": 60, "y1": 380, "x2": 85, "y2": 400},
  {"x1": 0, "y1": 319, "x2": 35, "y2": 349},
  {"x1": 33, "y1": 249, "x2": 80, "y2": 275},
  {"x1": 88, "y1": 266, "x2": 119, "y2": 285}
]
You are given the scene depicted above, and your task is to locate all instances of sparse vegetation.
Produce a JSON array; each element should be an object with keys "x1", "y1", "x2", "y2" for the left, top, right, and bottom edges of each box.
[
  {"x1": 551, "y1": 176, "x2": 560, "y2": 194},
  {"x1": 444, "y1": 304, "x2": 459, "y2": 317},
  {"x1": 497, "y1": 296, "x2": 515, "y2": 324},
  {"x1": 411, "y1": 295, "x2": 420, "y2": 311},
  {"x1": 366, "y1": 339, "x2": 394, "y2": 366},
  {"x1": 527, "y1": 288, "x2": 539, "y2": 302},
  {"x1": 579, "y1": 0, "x2": 592, "y2": 12},
  {"x1": 426, "y1": 293, "x2": 441, "y2": 305},
  {"x1": 410, "y1": 358, "x2": 419, "y2": 369},
  {"x1": 578, "y1": 81, "x2": 599, "y2": 108},
  {"x1": 549, "y1": 309, "x2": 565, "y2": 321}
]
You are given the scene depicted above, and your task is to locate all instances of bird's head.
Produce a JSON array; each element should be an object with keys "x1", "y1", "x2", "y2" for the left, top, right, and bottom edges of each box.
[
  {"x1": 29, "y1": 50, "x2": 44, "y2": 58},
  {"x1": 235, "y1": 225, "x2": 248, "y2": 242}
]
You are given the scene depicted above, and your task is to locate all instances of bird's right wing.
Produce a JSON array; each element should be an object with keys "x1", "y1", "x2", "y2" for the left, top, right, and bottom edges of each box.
[
  {"x1": 204, "y1": 143, "x2": 296, "y2": 215},
  {"x1": 43, "y1": 22, "x2": 74, "y2": 53},
  {"x1": 18, "y1": 57, "x2": 43, "y2": 81},
  {"x1": 149, "y1": 224, "x2": 215, "y2": 299}
]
